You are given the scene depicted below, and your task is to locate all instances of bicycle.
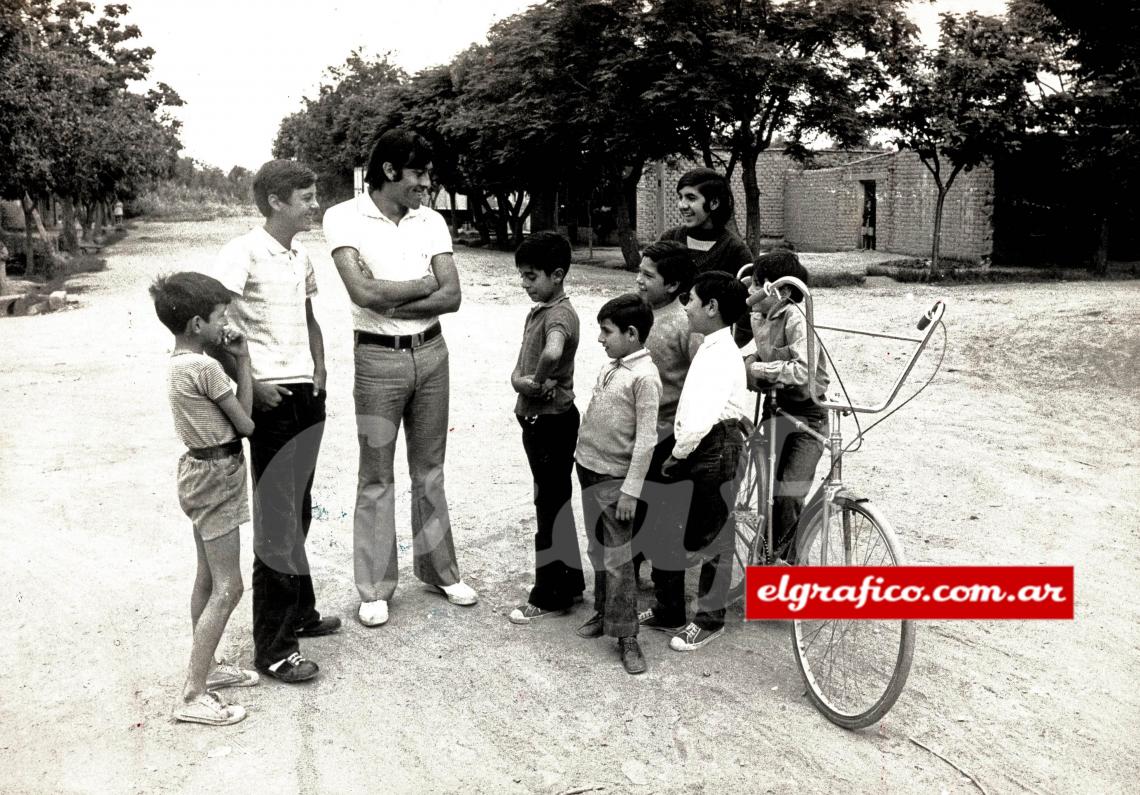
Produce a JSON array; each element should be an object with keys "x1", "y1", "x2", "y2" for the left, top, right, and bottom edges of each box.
[{"x1": 727, "y1": 272, "x2": 946, "y2": 729}]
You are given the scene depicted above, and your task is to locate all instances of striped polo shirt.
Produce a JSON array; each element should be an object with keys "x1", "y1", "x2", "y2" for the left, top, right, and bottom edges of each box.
[
  {"x1": 212, "y1": 226, "x2": 317, "y2": 384},
  {"x1": 168, "y1": 352, "x2": 238, "y2": 448}
]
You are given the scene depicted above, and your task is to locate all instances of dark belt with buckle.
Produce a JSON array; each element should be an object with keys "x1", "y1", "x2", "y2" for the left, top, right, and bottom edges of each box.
[
  {"x1": 357, "y1": 323, "x2": 441, "y2": 350},
  {"x1": 188, "y1": 440, "x2": 243, "y2": 460}
]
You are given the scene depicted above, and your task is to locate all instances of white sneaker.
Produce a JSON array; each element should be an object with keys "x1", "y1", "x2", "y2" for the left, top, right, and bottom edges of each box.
[
  {"x1": 434, "y1": 581, "x2": 478, "y2": 606},
  {"x1": 358, "y1": 599, "x2": 389, "y2": 627}
]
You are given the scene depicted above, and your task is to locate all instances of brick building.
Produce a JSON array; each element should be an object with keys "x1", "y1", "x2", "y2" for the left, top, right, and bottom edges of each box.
[{"x1": 637, "y1": 149, "x2": 994, "y2": 262}]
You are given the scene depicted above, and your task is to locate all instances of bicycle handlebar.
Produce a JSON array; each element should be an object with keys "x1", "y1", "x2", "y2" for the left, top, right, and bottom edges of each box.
[{"x1": 761, "y1": 275, "x2": 945, "y2": 415}]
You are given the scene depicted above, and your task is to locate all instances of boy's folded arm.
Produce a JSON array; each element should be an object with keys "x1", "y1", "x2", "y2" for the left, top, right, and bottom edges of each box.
[
  {"x1": 331, "y1": 246, "x2": 437, "y2": 311},
  {"x1": 532, "y1": 329, "x2": 566, "y2": 384},
  {"x1": 215, "y1": 392, "x2": 255, "y2": 437}
]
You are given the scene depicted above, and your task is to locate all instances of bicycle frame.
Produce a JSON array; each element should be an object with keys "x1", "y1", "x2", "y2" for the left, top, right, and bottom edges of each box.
[{"x1": 751, "y1": 278, "x2": 945, "y2": 564}]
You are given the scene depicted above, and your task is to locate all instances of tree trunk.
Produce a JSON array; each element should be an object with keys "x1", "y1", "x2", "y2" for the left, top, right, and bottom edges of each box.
[
  {"x1": 93, "y1": 199, "x2": 106, "y2": 243},
  {"x1": 739, "y1": 147, "x2": 761, "y2": 253},
  {"x1": 565, "y1": 182, "x2": 579, "y2": 245},
  {"x1": 21, "y1": 192, "x2": 54, "y2": 276},
  {"x1": 491, "y1": 193, "x2": 511, "y2": 249},
  {"x1": 468, "y1": 188, "x2": 492, "y2": 246},
  {"x1": 1090, "y1": 213, "x2": 1109, "y2": 275},
  {"x1": 930, "y1": 186, "x2": 947, "y2": 275},
  {"x1": 446, "y1": 188, "x2": 458, "y2": 237},
  {"x1": 613, "y1": 165, "x2": 644, "y2": 271},
  {"x1": 60, "y1": 196, "x2": 79, "y2": 253}
]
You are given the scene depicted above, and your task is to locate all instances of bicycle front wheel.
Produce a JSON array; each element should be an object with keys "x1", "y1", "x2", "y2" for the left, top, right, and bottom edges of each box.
[
  {"x1": 790, "y1": 496, "x2": 915, "y2": 729},
  {"x1": 727, "y1": 443, "x2": 766, "y2": 604}
]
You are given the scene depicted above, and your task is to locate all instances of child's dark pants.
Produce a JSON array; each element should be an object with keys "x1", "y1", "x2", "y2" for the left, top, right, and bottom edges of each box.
[
  {"x1": 518, "y1": 406, "x2": 586, "y2": 610},
  {"x1": 651, "y1": 420, "x2": 746, "y2": 631},
  {"x1": 249, "y1": 386, "x2": 326, "y2": 670},
  {"x1": 765, "y1": 402, "x2": 827, "y2": 560}
]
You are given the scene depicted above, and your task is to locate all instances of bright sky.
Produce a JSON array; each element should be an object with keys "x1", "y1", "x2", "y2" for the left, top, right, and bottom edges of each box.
[{"x1": 122, "y1": 0, "x2": 1005, "y2": 172}]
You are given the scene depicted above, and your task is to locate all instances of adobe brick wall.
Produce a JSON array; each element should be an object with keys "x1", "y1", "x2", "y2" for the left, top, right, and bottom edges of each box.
[{"x1": 636, "y1": 149, "x2": 994, "y2": 262}]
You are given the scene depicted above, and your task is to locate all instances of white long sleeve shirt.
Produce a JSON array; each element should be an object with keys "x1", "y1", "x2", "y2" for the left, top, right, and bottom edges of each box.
[{"x1": 672, "y1": 326, "x2": 749, "y2": 459}]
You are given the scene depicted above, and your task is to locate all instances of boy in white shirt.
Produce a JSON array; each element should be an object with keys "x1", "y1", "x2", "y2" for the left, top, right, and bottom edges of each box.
[{"x1": 648, "y1": 272, "x2": 750, "y2": 651}]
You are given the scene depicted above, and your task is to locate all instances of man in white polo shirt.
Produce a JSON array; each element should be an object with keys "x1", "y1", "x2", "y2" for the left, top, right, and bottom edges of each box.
[
  {"x1": 213, "y1": 160, "x2": 338, "y2": 684},
  {"x1": 323, "y1": 129, "x2": 477, "y2": 628}
]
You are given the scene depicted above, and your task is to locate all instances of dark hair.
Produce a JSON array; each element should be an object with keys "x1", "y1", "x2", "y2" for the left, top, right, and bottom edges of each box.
[
  {"x1": 676, "y1": 167, "x2": 734, "y2": 229},
  {"x1": 597, "y1": 293, "x2": 654, "y2": 343},
  {"x1": 752, "y1": 250, "x2": 810, "y2": 302},
  {"x1": 252, "y1": 159, "x2": 316, "y2": 217},
  {"x1": 364, "y1": 128, "x2": 434, "y2": 187},
  {"x1": 641, "y1": 240, "x2": 695, "y2": 297},
  {"x1": 691, "y1": 271, "x2": 748, "y2": 326},
  {"x1": 516, "y1": 231, "x2": 572, "y2": 276},
  {"x1": 150, "y1": 271, "x2": 232, "y2": 335}
]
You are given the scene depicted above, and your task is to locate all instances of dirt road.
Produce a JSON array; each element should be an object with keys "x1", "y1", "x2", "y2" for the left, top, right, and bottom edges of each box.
[{"x1": 2, "y1": 217, "x2": 1137, "y2": 793}]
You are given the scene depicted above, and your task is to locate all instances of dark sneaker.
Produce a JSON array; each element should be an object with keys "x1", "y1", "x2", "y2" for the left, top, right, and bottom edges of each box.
[
  {"x1": 295, "y1": 616, "x2": 342, "y2": 637},
  {"x1": 576, "y1": 612, "x2": 604, "y2": 639},
  {"x1": 259, "y1": 652, "x2": 319, "y2": 683},
  {"x1": 619, "y1": 636, "x2": 647, "y2": 675},
  {"x1": 637, "y1": 608, "x2": 684, "y2": 633},
  {"x1": 669, "y1": 622, "x2": 724, "y2": 652}
]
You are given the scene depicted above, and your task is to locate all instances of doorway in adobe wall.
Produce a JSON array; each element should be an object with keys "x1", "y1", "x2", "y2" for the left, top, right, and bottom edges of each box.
[{"x1": 860, "y1": 180, "x2": 877, "y2": 250}]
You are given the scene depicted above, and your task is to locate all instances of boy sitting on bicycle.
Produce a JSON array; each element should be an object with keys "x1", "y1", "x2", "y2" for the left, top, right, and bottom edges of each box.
[{"x1": 744, "y1": 251, "x2": 830, "y2": 563}]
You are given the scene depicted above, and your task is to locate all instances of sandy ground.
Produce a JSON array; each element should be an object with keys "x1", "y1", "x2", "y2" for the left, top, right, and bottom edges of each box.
[{"x1": 1, "y1": 216, "x2": 1138, "y2": 794}]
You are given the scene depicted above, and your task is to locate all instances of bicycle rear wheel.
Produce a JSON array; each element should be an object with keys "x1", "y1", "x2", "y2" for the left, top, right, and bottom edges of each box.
[
  {"x1": 727, "y1": 442, "x2": 766, "y2": 604},
  {"x1": 790, "y1": 496, "x2": 915, "y2": 729}
]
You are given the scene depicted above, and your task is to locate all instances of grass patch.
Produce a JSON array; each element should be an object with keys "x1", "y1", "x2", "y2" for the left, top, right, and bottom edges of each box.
[
  {"x1": 131, "y1": 184, "x2": 255, "y2": 221},
  {"x1": 812, "y1": 269, "x2": 866, "y2": 288}
]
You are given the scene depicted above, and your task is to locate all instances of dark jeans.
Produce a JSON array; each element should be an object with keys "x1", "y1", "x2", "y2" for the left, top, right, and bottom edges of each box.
[
  {"x1": 765, "y1": 403, "x2": 827, "y2": 560},
  {"x1": 651, "y1": 420, "x2": 745, "y2": 631},
  {"x1": 518, "y1": 406, "x2": 585, "y2": 610},
  {"x1": 250, "y1": 385, "x2": 326, "y2": 669},
  {"x1": 576, "y1": 464, "x2": 638, "y2": 638}
]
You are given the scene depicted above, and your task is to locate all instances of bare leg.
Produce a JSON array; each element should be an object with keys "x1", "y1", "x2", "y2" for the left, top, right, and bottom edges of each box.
[
  {"x1": 190, "y1": 530, "x2": 212, "y2": 631},
  {"x1": 182, "y1": 528, "x2": 243, "y2": 702}
]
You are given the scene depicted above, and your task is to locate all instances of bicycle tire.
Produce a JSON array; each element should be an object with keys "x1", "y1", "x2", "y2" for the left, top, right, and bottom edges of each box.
[
  {"x1": 727, "y1": 441, "x2": 766, "y2": 604},
  {"x1": 790, "y1": 496, "x2": 915, "y2": 729}
]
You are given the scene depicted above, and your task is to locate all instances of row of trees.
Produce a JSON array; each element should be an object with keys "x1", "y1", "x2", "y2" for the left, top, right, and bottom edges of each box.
[
  {"x1": 0, "y1": 1, "x2": 183, "y2": 278},
  {"x1": 273, "y1": 0, "x2": 1133, "y2": 272}
]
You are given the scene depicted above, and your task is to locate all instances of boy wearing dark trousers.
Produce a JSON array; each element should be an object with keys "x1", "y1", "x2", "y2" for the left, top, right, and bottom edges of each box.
[
  {"x1": 508, "y1": 232, "x2": 586, "y2": 624},
  {"x1": 574, "y1": 295, "x2": 661, "y2": 674},
  {"x1": 632, "y1": 241, "x2": 700, "y2": 586},
  {"x1": 651, "y1": 272, "x2": 750, "y2": 651},
  {"x1": 745, "y1": 251, "x2": 830, "y2": 563},
  {"x1": 212, "y1": 160, "x2": 338, "y2": 684}
]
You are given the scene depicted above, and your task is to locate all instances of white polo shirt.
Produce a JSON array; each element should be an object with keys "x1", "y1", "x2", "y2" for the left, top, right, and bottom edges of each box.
[
  {"x1": 212, "y1": 226, "x2": 317, "y2": 384},
  {"x1": 322, "y1": 193, "x2": 453, "y2": 335}
]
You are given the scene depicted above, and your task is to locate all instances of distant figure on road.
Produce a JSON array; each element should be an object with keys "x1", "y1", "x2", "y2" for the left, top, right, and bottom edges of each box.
[
  {"x1": 113, "y1": 199, "x2": 124, "y2": 229},
  {"x1": 212, "y1": 160, "x2": 339, "y2": 685},
  {"x1": 323, "y1": 128, "x2": 478, "y2": 630}
]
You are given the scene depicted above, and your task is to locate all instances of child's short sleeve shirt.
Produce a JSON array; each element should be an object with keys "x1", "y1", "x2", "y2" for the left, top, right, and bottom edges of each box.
[
  {"x1": 514, "y1": 295, "x2": 579, "y2": 416},
  {"x1": 168, "y1": 352, "x2": 238, "y2": 449}
]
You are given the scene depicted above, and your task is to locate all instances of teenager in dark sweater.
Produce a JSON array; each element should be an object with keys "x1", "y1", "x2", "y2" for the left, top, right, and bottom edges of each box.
[{"x1": 659, "y1": 167, "x2": 754, "y2": 277}]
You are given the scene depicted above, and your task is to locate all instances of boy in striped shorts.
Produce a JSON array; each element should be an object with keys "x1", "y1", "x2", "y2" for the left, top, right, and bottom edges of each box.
[{"x1": 152, "y1": 271, "x2": 258, "y2": 726}]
